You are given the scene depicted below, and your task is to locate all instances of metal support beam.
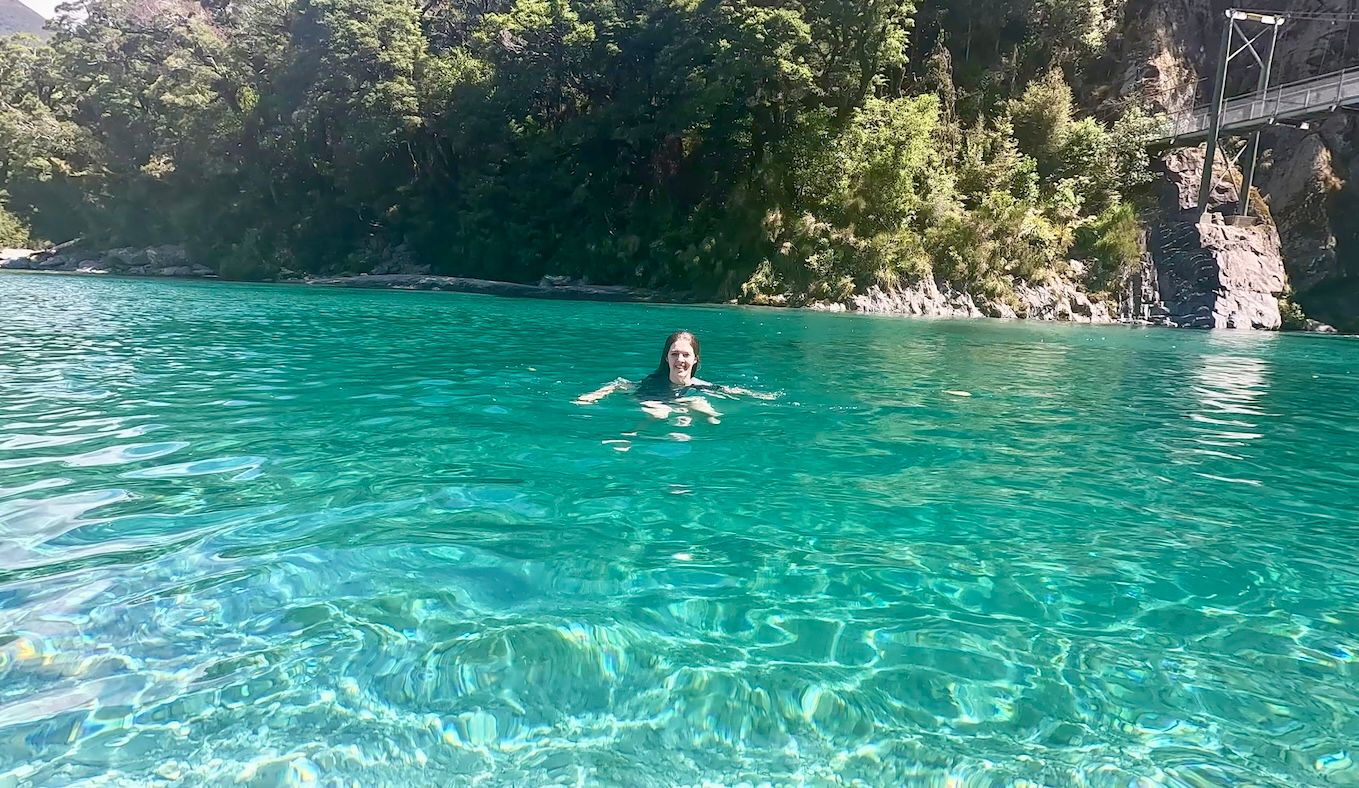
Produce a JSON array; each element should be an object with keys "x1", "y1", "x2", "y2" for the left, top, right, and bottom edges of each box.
[
  {"x1": 1197, "y1": 9, "x2": 1287, "y2": 218},
  {"x1": 1237, "y1": 21, "x2": 1279, "y2": 216},
  {"x1": 1197, "y1": 15, "x2": 1235, "y2": 216}
]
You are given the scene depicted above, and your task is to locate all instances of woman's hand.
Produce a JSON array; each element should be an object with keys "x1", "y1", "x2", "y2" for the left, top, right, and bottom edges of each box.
[
  {"x1": 574, "y1": 378, "x2": 630, "y2": 405},
  {"x1": 677, "y1": 396, "x2": 721, "y2": 424},
  {"x1": 719, "y1": 385, "x2": 776, "y2": 400}
]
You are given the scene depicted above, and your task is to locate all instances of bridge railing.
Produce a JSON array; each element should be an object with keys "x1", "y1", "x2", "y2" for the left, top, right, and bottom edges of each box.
[{"x1": 1156, "y1": 66, "x2": 1358, "y2": 143}]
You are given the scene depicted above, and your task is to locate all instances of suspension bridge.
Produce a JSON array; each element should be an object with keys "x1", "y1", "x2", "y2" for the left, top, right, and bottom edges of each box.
[
  {"x1": 1146, "y1": 7, "x2": 1359, "y2": 217},
  {"x1": 1154, "y1": 69, "x2": 1359, "y2": 143}
]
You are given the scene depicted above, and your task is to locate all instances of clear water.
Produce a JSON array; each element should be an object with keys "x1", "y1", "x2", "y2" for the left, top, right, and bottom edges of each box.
[{"x1": 2, "y1": 274, "x2": 1358, "y2": 787}]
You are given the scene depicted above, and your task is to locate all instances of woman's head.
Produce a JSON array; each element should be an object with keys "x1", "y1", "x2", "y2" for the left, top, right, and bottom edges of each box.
[{"x1": 656, "y1": 331, "x2": 700, "y2": 384}]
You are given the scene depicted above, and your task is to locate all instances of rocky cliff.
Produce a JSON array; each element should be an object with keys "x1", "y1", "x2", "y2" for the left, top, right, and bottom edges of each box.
[
  {"x1": 1142, "y1": 148, "x2": 1288, "y2": 329},
  {"x1": 0, "y1": 0, "x2": 45, "y2": 37},
  {"x1": 1110, "y1": 0, "x2": 1359, "y2": 329}
]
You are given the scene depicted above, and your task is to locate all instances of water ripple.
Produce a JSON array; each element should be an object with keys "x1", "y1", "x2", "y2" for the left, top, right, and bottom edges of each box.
[{"x1": 1, "y1": 275, "x2": 1358, "y2": 784}]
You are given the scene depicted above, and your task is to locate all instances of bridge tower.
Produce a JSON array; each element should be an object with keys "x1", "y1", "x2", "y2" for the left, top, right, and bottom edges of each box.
[{"x1": 1197, "y1": 9, "x2": 1285, "y2": 219}]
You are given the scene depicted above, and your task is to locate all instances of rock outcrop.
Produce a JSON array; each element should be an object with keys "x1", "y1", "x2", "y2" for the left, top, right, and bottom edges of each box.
[
  {"x1": 1260, "y1": 131, "x2": 1343, "y2": 294},
  {"x1": 835, "y1": 270, "x2": 1115, "y2": 323},
  {"x1": 0, "y1": 0, "x2": 46, "y2": 38},
  {"x1": 1144, "y1": 147, "x2": 1288, "y2": 329},
  {"x1": 1147, "y1": 215, "x2": 1286, "y2": 328},
  {"x1": 1, "y1": 247, "x2": 38, "y2": 264},
  {"x1": 1259, "y1": 120, "x2": 1359, "y2": 330},
  {"x1": 1108, "y1": 0, "x2": 1359, "y2": 330},
  {"x1": 846, "y1": 146, "x2": 1291, "y2": 331},
  {"x1": 846, "y1": 279, "x2": 985, "y2": 319},
  {"x1": 0, "y1": 245, "x2": 215, "y2": 277}
]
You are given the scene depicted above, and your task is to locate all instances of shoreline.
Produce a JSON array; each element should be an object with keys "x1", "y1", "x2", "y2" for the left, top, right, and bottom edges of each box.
[
  {"x1": 0, "y1": 266, "x2": 678, "y2": 304},
  {"x1": 299, "y1": 273, "x2": 681, "y2": 303},
  {"x1": 0, "y1": 264, "x2": 1150, "y2": 325},
  {"x1": 3, "y1": 252, "x2": 1346, "y2": 334}
]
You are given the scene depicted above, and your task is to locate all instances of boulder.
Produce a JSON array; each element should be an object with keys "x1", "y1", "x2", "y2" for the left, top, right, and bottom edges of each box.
[
  {"x1": 1147, "y1": 212, "x2": 1286, "y2": 329},
  {"x1": 1260, "y1": 132, "x2": 1344, "y2": 295},
  {"x1": 850, "y1": 278, "x2": 985, "y2": 318},
  {"x1": 1156, "y1": 146, "x2": 1240, "y2": 216},
  {"x1": 851, "y1": 275, "x2": 1118, "y2": 324},
  {"x1": 1011, "y1": 276, "x2": 1115, "y2": 323},
  {"x1": 0, "y1": 244, "x2": 214, "y2": 278},
  {"x1": 0, "y1": 248, "x2": 36, "y2": 269},
  {"x1": 1071, "y1": 291, "x2": 1094, "y2": 318}
]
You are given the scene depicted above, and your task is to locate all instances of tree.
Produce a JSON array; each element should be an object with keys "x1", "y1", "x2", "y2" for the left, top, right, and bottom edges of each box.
[{"x1": 0, "y1": 0, "x2": 1155, "y2": 304}]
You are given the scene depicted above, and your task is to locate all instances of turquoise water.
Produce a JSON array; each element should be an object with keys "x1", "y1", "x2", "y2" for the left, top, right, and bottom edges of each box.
[{"x1": 2, "y1": 274, "x2": 1359, "y2": 786}]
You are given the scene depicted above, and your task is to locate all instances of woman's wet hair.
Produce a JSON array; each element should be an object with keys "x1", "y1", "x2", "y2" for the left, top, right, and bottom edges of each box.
[{"x1": 653, "y1": 331, "x2": 700, "y2": 378}]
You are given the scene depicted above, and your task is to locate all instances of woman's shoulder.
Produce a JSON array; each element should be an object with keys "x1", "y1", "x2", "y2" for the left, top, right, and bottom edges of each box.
[{"x1": 689, "y1": 377, "x2": 714, "y2": 388}]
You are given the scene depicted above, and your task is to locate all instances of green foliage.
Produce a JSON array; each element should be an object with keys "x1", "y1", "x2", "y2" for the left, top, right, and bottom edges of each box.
[
  {"x1": 914, "y1": 0, "x2": 1127, "y2": 96},
  {"x1": 0, "y1": 198, "x2": 31, "y2": 247},
  {"x1": 1009, "y1": 71, "x2": 1073, "y2": 177},
  {"x1": 957, "y1": 116, "x2": 1038, "y2": 205},
  {"x1": 0, "y1": 0, "x2": 1149, "y2": 300},
  {"x1": 1026, "y1": 0, "x2": 1114, "y2": 67},
  {"x1": 1278, "y1": 289, "x2": 1308, "y2": 331},
  {"x1": 1107, "y1": 106, "x2": 1167, "y2": 190},
  {"x1": 929, "y1": 189, "x2": 1066, "y2": 293},
  {"x1": 1075, "y1": 201, "x2": 1141, "y2": 295},
  {"x1": 753, "y1": 96, "x2": 944, "y2": 299}
]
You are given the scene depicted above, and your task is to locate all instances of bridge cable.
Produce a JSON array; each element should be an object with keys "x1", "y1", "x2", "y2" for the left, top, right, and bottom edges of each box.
[{"x1": 1231, "y1": 8, "x2": 1358, "y2": 22}]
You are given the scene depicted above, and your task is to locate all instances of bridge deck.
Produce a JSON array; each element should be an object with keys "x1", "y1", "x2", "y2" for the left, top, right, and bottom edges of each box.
[{"x1": 1152, "y1": 68, "x2": 1359, "y2": 145}]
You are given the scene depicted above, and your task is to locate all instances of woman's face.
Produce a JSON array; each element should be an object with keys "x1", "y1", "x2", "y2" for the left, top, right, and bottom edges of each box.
[{"x1": 667, "y1": 339, "x2": 697, "y2": 383}]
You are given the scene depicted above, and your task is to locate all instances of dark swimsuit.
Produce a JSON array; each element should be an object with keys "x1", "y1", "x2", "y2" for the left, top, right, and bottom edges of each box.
[{"x1": 635, "y1": 374, "x2": 714, "y2": 402}]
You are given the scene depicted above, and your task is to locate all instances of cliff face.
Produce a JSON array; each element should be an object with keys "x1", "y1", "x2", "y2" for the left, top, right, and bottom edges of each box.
[
  {"x1": 0, "y1": 0, "x2": 45, "y2": 37},
  {"x1": 1112, "y1": 0, "x2": 1359, "y2": 330},
  {"x1": 1260, "y1": 119, "x2": 1359, "y2": 330},
  {"x1": 1143, "y1": 148, "x2": 1288, "y2": 329}
]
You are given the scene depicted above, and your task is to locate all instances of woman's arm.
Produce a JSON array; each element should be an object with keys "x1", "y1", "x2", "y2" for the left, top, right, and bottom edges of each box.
[
  {"x1": 716, "y1": 384, "x2": 777, "y2": 400},
  {"x1": 574, "y1": 378, "x2": 633, "y2": 405}
]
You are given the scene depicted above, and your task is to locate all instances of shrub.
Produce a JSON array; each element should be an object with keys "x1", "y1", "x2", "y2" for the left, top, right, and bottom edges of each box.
[
  {"x1": 1075, "y1": 202, "x2": 1142, "y2": 294},
  {"x1": 0, "y1": 199, "x2": 31, "y2": 248},
  {"x1": 1278, "y1": 289, "x2": 1308, "y2": 331}
]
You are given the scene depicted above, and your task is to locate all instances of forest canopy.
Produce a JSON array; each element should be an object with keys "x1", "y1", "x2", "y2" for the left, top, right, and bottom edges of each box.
[{"x1": 0, "y1": 0, "x2": 1160, "y2": 300}]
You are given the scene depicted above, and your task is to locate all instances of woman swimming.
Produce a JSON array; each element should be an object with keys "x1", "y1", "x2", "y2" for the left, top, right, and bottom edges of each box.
[{"x1": 574, "y1": 331, "x2": 766, "y2": 422}]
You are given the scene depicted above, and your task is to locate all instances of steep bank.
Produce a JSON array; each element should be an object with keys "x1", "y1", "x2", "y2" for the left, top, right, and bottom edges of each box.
[
  {"x1": 0, "y1": 0, "x2": 45, "y2": 38},
  {"x1": 1108, "y1": 0, "x2": 1359, "y2": 329},
  {"x1": 2, "y1": 231, "x2": 1298, "y2": 331},
  {"x1": 1142, "y1": 148, "x2": 1288, "y2": 330}
]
